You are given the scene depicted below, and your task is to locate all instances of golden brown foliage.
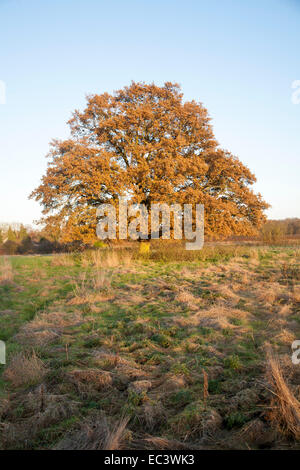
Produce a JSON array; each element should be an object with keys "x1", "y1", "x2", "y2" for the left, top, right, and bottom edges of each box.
[{"x1": 31, "y1": 82, "x2": 268, "y2": 243}]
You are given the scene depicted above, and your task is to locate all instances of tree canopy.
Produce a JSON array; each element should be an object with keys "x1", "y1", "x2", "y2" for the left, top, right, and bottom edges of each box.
[{"x1": 31, "y1": 82, "x2": 269, "y2": 244}]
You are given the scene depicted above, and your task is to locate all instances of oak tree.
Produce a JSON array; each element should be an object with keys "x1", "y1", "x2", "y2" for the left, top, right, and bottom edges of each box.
[{"x1": 31, "y1": 82, "x2": 269, "y2": 243}]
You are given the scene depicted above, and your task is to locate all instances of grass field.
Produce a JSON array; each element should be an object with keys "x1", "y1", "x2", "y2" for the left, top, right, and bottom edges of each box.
[{"x1": 0, "y1": 244, "x2": 299, "y2": 450}]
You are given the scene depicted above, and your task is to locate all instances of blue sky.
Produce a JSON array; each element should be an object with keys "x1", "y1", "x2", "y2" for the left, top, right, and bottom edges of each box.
[{"x1": 0, "y1": 0, "x2": 299, "y2": 225}]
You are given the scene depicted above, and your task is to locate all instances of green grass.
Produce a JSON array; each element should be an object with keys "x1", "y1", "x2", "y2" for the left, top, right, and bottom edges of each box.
[{"x1": 0, "y1": 245, "x2": 299, "y2": 450}]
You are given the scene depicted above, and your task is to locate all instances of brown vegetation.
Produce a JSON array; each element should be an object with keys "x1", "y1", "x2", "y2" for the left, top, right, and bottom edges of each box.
[
  {"x1": 1, "y1": 245, "x2": 299, "y2": 450},
  {"x1": 266, "y1": 348, "x2": 300, "y2": 440},
  {"x1": 3, "y1": 351, "x2": 47, "y2": 388},
  {"x1": 30, "y1": 82, "x2": 268, "y2": 244}
]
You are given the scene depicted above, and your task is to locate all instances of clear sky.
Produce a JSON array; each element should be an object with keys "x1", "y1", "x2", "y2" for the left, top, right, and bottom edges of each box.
[{"x1": 0, "y1": 0, "x2": 299, "y2": 225}]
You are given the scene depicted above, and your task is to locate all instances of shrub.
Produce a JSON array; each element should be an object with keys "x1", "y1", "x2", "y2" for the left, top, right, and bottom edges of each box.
[
  {"x1": 261, "y1": 222, "x2": 285, "y2": 244},
  {"x1": 3, "y1": 351, "x2": 47, "y2": 388},
  {"x1": 2, "y1": 240, "x2": 18, "y2": 255}
]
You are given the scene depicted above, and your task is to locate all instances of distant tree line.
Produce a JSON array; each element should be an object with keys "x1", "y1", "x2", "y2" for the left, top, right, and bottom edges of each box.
[
  {"x1": 0, "y1": 218, "x2": 299, "y2": 255},
  {"x1": 0, "y1": 224, "x2": 69, "y2": 255},
  {"x1": 260, "y1": 218, "x2": 300, "y2": 244}
]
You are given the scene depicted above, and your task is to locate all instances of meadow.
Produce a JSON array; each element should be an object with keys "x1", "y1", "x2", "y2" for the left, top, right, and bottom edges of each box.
[{"x1": 0, "y1": 243, "x2": 299, "y2": 450}]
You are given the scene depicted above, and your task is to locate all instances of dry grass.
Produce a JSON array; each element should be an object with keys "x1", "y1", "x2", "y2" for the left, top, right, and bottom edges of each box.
[
  {"x1": 71, "y1": 271, "x2": 89, "y2": 297},
  {"x1": 103, "y1": 416, "x2": 130, "y2": 450},
  {"x1": 92, "y1": 268, "x2": 112, "y2": 290},
  {"x1": 291, "y1": 286, "x2": 300, "y2": 303},
  {"x1": 16, "y1": 328, "x2": 59, "y2": 347},
  {"x1": 69, "y1": 268, "x2": 113, "y2": 304},
  {"x1": 128, "y1": 379, "x2": 152, "y2": 394},
  {"x1": 139, "y1": 401, "x2": 166, "y2": 431},
  {"x1": 90, "y1": 250, "x2": 123, "y2": 268},
  {"x1": 0, "y1": 387, "x2": 80, "y2": 449},
  {"x1": 143, "y1": 436, "x2": 193, "y2": 450},
  {"x1": 68, "y1": 369, "x2": 113, "y2": 391},
  {"x1": 0, "y1": 257, "x2": 13, "y2": 284},
  {"x1": 3, "y1": 351, "x2": 47, "y2": 388},
  {"x1": 277, "y1": 304, "x2": 292, "y2": 317},
  {"x1": 192, "y1": 303, "x2": 249, "y2": 330},
  {"x1": 258, "y1": 283, "x2": 283, "y2": 306},
  {"x1": 15, "y1": 309, "x2": 83, "y2": 346},
  {"x1": 176, "y1": 289, "x2": 199, "y2": 310},
  {"x1": 234, "y1": 418, "x2": 276, "y2": 448},
  {"x1": 211, "y1": 283, "x2": 240, "y2": 303},
  {"x1": 2, "y1": 246, "x2": 300, "y2": 450},
  {"x1": 170, "y1": 404, "x2": 222, "y2": 440},
  {"x1": 274, "y1": 329, "x2": 296, "y2": 345},
  {"x1": 266, "y1": 347, "x2": 300, "y2": 440},
  {"x1": 51, "y1": 254, "x2": 74, "y2": 266},
  {"x1": 55, "y1": 413, "x2": 129, "y2": 450},
  {"x1": 72, "y1": 269, "x2": 112, "y2": 297}
]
